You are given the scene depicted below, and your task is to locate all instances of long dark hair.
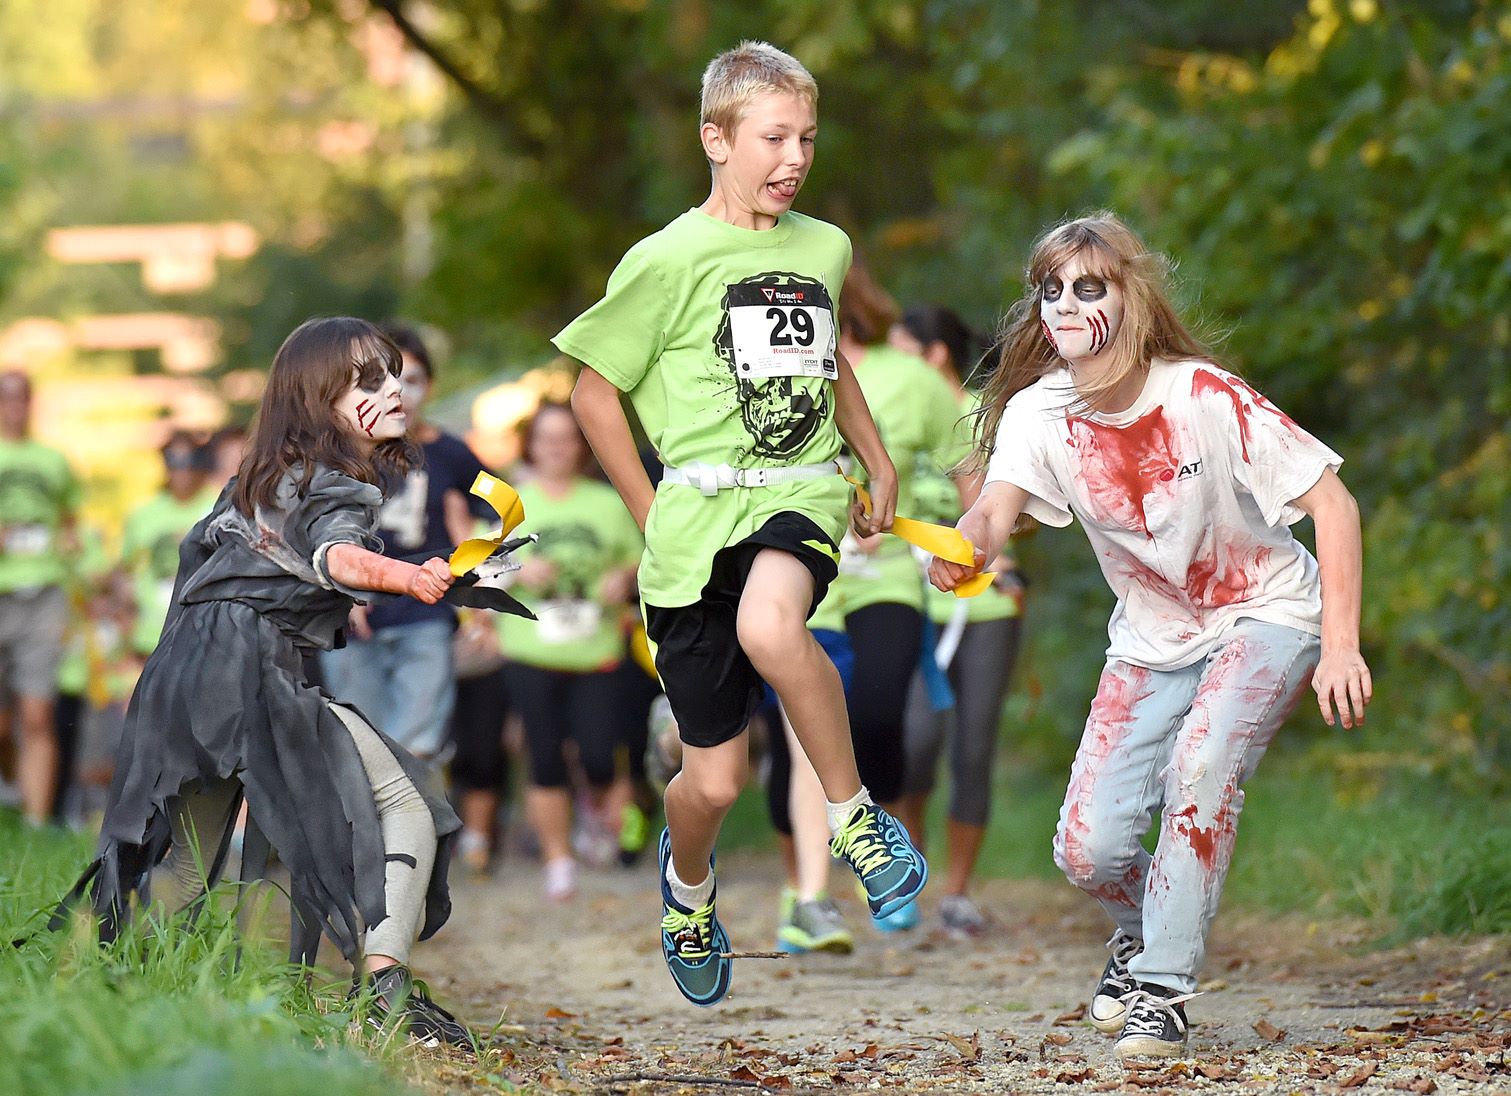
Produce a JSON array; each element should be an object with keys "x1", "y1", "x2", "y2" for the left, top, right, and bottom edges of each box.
[
  {"x1": 233, "y1": 317, "x2": 414, "y2": 516},
  {"x1": 898, "y1": 305, "x2": 989, "y2": 387}
]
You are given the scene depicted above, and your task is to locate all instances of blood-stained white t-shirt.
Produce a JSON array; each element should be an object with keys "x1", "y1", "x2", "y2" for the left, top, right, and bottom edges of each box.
[{"x1": 985, "y1": 359, "x2": 1342, "y2": 670}]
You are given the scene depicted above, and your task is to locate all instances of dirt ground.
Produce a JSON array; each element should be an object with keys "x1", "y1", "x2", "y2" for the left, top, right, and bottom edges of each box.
[{"x1": 406, "y1": 850, "x2": 1507, "y2": 1095}]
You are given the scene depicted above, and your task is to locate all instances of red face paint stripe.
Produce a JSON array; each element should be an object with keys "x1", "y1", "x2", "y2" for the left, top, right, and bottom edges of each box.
[
  {"x1": 354, "y1": 398, "x2": 379, "y2": 437},
  {"x1": 1041, "y1": 319, "x2": 1058, "y2": 352}
]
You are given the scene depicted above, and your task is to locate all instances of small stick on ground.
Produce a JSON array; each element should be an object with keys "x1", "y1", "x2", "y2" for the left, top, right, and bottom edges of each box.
[{"x1": 719, "y1": 951, "x2": 788, "y2": 960}]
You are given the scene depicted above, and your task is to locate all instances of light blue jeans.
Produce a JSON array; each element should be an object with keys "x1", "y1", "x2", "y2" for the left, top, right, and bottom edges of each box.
[
  {"x1": 320, "y1": 618, "x2": 457, "y2": 762},
  {"x1": 1053, "y1": 619, "x2": 1320, "y2": 994}
]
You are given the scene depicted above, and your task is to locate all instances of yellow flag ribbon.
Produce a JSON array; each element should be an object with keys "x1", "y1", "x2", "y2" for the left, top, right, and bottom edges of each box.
[
  {"x1": 449, "y1": 471, "x2": 527, "y2": 577},
  {"x1": 842, "y1": 473, "x2": 994, "y2": 598}
]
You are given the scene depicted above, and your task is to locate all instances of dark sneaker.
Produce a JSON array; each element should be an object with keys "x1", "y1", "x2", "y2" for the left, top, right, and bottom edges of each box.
[
  {"x1": 776, "y1": 889, "x2": 854, "y2": 954},
  {"x1": 657, "y1": 828, "x2": 731, "y2": 1007},
  {"x1": 830, "y1": 802, "x2": 928, "y2": 919},
  {"x1": 1089, "y1": 930, "x2": 1144, "y2": 1033},
  {"x1": 356, "y1": 964, "x2": 474, "y2": 1050},
  {"x1": 1114, "y1": 982, "x2": 1197, "y2": 1058}
]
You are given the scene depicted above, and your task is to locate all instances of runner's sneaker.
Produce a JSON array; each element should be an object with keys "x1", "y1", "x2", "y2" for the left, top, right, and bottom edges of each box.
[
  {"x1": 1114, "y1": 982, "x2": 1197, "y2": 1058},
  {"x1": 1089, "y1": 929, "x2": 1144, "y2": 1033},
  {"x1": 354, "y1": 964, "x2": 474, "y2": 1050},
  {"x1": 657, "y1": 828, "x2": 731, "y2": 1006},
  {"x1": 618, "y1": 802, "x2": 650, "y2": 866},
  {"x1": 776, "y1": 889, "x2": 854, "y2": 954},
  {"x1": 872, "y1": 895, "x2": 921, "y2": 933},
  {"x1": 830, "y1": 802, "x2": 928, "y2": 919},
  {"x1": 938, "y1": 893, "x2": 991, "y2": 938},
  {"x1": 543, "y1": 856, "x2": 577, "y2": 902}
]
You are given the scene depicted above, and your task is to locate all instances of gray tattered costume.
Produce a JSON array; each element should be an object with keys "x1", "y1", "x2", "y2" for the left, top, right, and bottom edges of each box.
[{"x1": 66, "y1": 466, "x2": 466, "y2": 964}]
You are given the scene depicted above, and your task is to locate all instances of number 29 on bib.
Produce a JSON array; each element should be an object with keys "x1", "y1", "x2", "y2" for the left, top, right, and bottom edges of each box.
[{"x1": 725, "y1": 281, "x2": 837, "y2": 381}]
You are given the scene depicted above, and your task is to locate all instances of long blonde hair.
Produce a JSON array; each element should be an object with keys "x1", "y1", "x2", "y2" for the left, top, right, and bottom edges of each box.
[{"x1": 969, "y1": 213, "x2": 1217, "y2": 469}]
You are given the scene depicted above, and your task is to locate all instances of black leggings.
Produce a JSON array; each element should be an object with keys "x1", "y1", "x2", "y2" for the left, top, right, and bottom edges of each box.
[
  {"x1": 502, "y1": 662, "x2": 625, "y2": 790},
  {"x1": 449, "y1": 667, "x2": 511, "y2": 794},
  {"x1": 846, "y1": 602, "x2": 923, "y2": 804}
]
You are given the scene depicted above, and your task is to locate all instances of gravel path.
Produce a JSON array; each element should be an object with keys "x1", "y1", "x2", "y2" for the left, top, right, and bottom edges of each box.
[{"x1": 409, "y1": 850, "x2": 1507, "y2": 1094}]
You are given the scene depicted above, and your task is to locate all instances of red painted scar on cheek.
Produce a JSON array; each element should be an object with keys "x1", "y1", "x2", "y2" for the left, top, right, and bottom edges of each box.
[
  {"x1": 1087, "y1": 309, "x2": 1110, "y2": 354},
  {"x1": 1041, "y1": 319, "x2": 1058, "y2": 352},
  {"x1": 354, "y1": 398, "x2": 380, "y2": 437}
]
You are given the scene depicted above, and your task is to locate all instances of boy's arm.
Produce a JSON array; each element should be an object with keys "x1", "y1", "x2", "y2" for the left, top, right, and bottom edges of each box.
[
  {"x1": 1293, "y1": 467, "x2": 1371, "y2": 728},
  {"x1": 930, "y1": 479, "x2": 1029, "y2": 592},
  {"x1": 571, "y1": 366, "x2": 655, "y2": 531},
  {"x1": 832, "y1": 350, "x2": 895, "y2": 534}
]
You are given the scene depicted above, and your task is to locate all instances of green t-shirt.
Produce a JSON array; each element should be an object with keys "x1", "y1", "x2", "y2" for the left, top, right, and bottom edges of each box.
[
  {"x1": 498, "y1": 478, "x2": 644, "y2": 672},
  {"x1": 916, "y1": 389, "x2": 1021, "y2": 625},
  {"x1": 0, "y1": 439, "x2": 81, "y2": 593},
  {"x1": 553, "y1": 209, "x2": 853, "y2": 608},
  {"x1": 121, "y1": 487, "x2": 218, "y2": 653},
  {"x1": 828, "y1": 345, "x2": 962, "y2": 615}
]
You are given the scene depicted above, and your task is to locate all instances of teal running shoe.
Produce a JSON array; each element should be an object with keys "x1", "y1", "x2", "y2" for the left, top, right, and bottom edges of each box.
[
  {"x1": 872, "y1": 896, "x2": 921, "y2": 933},
  {"x1": 831, "y1": 802, "x2": 928, "y2": 919},
  {"x1": 657, "y1": 828, "x2": 731, "y2": 1006}
]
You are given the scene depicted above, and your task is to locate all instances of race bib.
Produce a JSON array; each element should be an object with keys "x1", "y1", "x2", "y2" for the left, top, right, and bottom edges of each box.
[
  {"x1": 2, "y1": 524, "x2": 49, "y2": 556},
  {"x1": 726, "y1": 283, "x2": 837, "y2": 380},
  {"x1": 535, "y1": 599, "x2": 602, "y2": 646}
]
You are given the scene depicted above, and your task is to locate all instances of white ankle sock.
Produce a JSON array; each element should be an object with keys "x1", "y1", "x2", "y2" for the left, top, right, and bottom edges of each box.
[
  {"x1": 825, "y1": 786, "x2": 872, "y2": 836},
  {"x1": 666, "y1": 858, "x2": 715, "y2": 909}
]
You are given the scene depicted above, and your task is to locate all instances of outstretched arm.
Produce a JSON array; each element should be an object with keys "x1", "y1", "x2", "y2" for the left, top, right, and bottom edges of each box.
[
  {"x1": 1293, "y1": 467, "x2": 1371, "y2": 728},
  {"x1": 572, "y1": 365, "x2": 655, "y2": 531},
  {"x1": 929, "y1": 479, "x2": 1030, "y2": 592},
  {"x1": 832, "y1": 350, "x2": 895, "y2": 534},
  {"x1": 325, "y1": 544, "x2": 454, "y2": 604}
]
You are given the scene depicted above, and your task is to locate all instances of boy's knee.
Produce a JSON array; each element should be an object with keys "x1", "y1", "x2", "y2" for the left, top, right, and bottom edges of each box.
[
  {"x1": 678, "y1": 765, "x2": 745, "y2": 813},
  {"x1": 735, "y1": 599, "x2": 807, "y2": 671}
]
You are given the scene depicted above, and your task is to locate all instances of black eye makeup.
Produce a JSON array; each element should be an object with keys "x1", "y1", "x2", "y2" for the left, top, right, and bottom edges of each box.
[
  {"x1": 1041, "y1": 275, "x2": 1064, "y2": 302},
  {"x1": 1072, "y1": 276, "x2": 1109, "y2": 301},
  {"x1": 353, "y1": 355, "x2": 401, "y2": 394}
]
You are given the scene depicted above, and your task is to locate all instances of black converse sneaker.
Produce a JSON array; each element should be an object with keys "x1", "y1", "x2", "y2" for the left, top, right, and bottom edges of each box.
[
  {"x1": 355, "y1": 964, "x2": 475, "y2": 1051},
  {"x1": 1088, "y1": 930, "x2": 1143, "y2": 1033},
  {"x1": 1114, "y1": 982, "x2": 1198, "y2": 1058}
]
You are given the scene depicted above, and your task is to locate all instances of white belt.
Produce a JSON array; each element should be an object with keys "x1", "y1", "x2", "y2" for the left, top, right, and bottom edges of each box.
[{"x1": 661, "y1": 461, "x2": 835, "y2": 497}]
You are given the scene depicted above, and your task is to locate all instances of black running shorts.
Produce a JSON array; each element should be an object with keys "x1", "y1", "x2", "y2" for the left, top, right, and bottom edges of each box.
[{"x1": 644, "y1": 511, "x2": 841, "y2": 750}]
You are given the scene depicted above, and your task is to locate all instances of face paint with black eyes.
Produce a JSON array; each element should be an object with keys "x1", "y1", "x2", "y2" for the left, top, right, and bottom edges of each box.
[
  {"x1": 335, "y1": 354, "x2": 406, "y2": 443},
  {"x1": 1040, "y1": 259, "x2": 1124, "y2": 363}
]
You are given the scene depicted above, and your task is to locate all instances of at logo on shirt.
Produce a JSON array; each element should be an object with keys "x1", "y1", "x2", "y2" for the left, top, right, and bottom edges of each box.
[{"x1": 1177, "y1": 459, "x2": 1204, "y2": 480}]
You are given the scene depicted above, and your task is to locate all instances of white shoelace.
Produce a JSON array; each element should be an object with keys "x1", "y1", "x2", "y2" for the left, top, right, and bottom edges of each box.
[
  {"x1": 1120, "y1": 988, "x2": 1202, "y2": 1039},
  {"x1": 1098, "y1": 931, "x2": 1144, "y2": 998}
]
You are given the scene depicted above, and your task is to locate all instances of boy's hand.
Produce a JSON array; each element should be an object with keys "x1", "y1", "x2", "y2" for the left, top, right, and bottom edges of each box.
[
  {"x1": 407, "y1": 557, "x2": 456, "y2": 604},
  {"x1": 928, "y1": 547, "x2": 986, "y2": 592},
  {"x1": 852, "y1": 463, "x2": 897, "y2": 536},
  {"x1": 1313, "y1": 647, "x2": 1372, "y2": 729}
]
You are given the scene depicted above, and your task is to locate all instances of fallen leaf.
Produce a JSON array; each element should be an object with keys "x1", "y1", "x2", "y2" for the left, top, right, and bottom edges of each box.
[
  {"x1": 1055, "y1": 1066, "x2": 1095, "y2": 1083},
  {"x1": 1196, "y1": 1062, "x2": 1235, "y2": 1080},
  {"x1": 1044, "y1": 1032, "x2": 1074, "y2": 1046},
  {"x1": 1053, "y1": 1005, "x2": 1088, "y2": 1025},
  {"x1": 938, "y1": 1031, "x2": 980, "y2": 1063},
  {"x1": 728, "y1": 1065, "x2": 761, "y2": 1083},
  {"x1": 1253, "y1": 1018, "x2": 1286, "y2": 1041},
  {"x1": 1388, "y1": 1077, "x2": 1436, "y2": 1094},
  {"x1": 543, "y1": 1007, "x2": 576, "y2": 1020},
  {"x1": 1339, "y1": 1062, "x2": 1378, "y2": 1088}
]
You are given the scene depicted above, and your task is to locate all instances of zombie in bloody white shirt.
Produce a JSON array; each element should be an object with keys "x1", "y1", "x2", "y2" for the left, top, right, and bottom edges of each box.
[{"x1": 934, "y1": 214, "x2": 1371, "y2": 1060}]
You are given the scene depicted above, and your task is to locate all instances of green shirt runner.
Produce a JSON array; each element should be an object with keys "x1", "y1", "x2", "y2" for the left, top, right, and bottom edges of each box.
[
  {"x1": 0, "y1": 438, "x2": 81, "y2": 594},
  {"x1": 120, "y1": 486, "x2": 219, "y2": 653},
  {"x1": 498, "y1": 478, "x2": 644, "y2": 673},
  {"x1": 553, "y1": 208, "x2": 853, "y2": 609}
]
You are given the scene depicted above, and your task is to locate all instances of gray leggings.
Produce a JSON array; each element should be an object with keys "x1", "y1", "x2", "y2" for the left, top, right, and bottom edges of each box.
[
  {"x1": 902, "y1": 615, "x2": 1022, "y2": 826},
  {"x1": 162, "y1": 704, "x2": 436, "y2": 964}
]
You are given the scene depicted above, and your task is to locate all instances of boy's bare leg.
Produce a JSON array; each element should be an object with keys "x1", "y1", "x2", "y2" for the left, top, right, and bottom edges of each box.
[
  {"x1": 737, "y1": 550, "x2": 862, "y2": 803},
  {"x1": 665, "y1": 730, "x2": 748, "y2": 887}
]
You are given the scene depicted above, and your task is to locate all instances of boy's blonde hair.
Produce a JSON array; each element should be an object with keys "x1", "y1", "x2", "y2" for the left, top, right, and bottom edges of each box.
[{"x1": 700, "y1": 40, "x2": 818, "y2": 137}]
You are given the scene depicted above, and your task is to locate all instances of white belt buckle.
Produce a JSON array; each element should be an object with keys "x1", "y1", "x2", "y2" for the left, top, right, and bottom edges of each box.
[
  {"x1": 742, "y1": 468, "x2": 769, "y2": 488},
  {"x1": 694, "y1": 463, "x2": 722, "y2": 496}
]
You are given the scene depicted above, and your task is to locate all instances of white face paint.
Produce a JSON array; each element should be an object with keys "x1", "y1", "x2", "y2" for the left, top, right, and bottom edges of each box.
[
  {"x1": 334, "y1": 352, "x2": 406, "y2": 445},
  {"x1": 1039, "y1": 254, "x2": 1124, "y2": 364},
  {"x1": 397, "y1": 354, "x2": 430, "y2": 421}
]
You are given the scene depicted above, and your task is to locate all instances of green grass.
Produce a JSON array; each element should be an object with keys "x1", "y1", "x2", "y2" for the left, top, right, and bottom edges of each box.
[
  {"x1": 0, "y1": 817, "x2": 418, "y2": 1096},
  {"x1": 722, "y1": 752, "x2": 1511, "y2": 940}
]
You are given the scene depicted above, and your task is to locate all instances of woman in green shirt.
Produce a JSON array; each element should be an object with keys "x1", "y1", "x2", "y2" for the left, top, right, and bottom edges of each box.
[
  {"x1": 893, "y1": 306, "x2": 1025, "y2": 938},
  {"x1": 500, "y1": 403, "x2": 643, "y2": 902}
]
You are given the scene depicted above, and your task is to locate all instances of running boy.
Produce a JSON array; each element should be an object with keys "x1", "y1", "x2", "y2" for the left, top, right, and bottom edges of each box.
[
  {"x1": 932, "y1": 213, "x2": 1370, "y2": 1056},
  {"x1": 560, "y1": 41, "x2": 927, "y2": 1006}
]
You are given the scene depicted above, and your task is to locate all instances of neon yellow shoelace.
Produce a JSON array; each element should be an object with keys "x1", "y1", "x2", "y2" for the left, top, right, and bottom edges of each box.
[
  {"x1": 830, "y1": 809, "x2": 891, "y2": 876},
  {"x1": 662, "y1": 903, "x2": 715, "y2": 959}
]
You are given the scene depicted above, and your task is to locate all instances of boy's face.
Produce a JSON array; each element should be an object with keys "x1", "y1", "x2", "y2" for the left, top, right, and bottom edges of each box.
[
  {"x1": 706, "y1": 91, "x2": 816, "y2": 220},
  {"x1": 1040, "y1": 252, "x2": 1124, "y2": 363}
]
